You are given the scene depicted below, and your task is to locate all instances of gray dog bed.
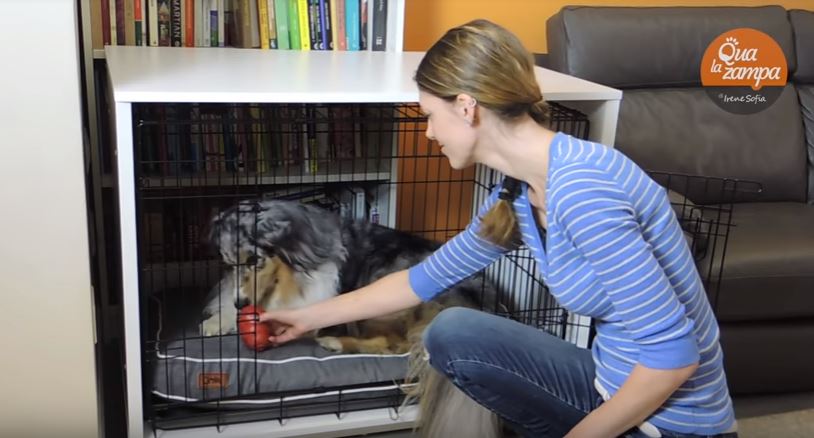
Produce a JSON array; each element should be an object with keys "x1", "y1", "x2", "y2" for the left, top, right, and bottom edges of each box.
[
  {"x1": 151, "y1": 333, "x2": 411, "y2": 406},
  {"x1": 148, "y1": 289, "x2": 412, "y2": 411}
]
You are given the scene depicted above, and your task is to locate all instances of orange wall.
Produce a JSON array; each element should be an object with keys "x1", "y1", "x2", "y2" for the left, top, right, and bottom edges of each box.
[
  {"x1": 395, "y1": 123, "x2": 475, "y2": 241},
  {"x1": 405, "y1": 0, "x2": 814, "y2": 53}
]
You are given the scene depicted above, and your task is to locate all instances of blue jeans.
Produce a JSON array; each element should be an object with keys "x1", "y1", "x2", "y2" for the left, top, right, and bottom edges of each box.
[{"x1": 422, "y1": 307, "x2": 738, "y2": 438}]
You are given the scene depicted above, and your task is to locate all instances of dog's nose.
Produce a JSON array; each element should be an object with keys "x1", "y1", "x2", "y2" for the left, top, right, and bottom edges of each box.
[{"x1": 234, "y1": 296, "x2": 250, "y2": 310}]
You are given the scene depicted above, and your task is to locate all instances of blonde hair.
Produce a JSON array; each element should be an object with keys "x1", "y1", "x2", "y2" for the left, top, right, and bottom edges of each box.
[{"x1": 415, "y1": 19, "x2": 549, "y2": 247}]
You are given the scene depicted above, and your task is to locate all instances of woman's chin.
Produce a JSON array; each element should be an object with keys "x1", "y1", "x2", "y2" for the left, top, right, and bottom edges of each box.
[
  {"x1": 441, "y1": 148, "x2": 474, "y2": 170},
  {"x1": 447, "y1": 159, "x2": 473, "y2": 170}
]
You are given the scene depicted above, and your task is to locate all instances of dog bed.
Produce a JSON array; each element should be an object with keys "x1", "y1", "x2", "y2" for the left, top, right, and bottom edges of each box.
[
  {"x1": 147, "y1": 288, "x2": 412, "y2": 414},
  {"x1": 151, "y1": 332, "x2": 410, "y2": 405}
]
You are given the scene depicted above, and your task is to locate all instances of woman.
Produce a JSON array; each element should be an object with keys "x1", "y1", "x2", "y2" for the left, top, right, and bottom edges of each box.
[{"x1": 260, "y1": 19, "x2": 738, "y2": 438}]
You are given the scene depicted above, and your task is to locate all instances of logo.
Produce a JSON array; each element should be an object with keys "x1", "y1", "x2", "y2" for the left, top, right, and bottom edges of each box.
[
  {"x1": 700, "y1": 28, "x2": 788, "y2": 114},
  {"x1": 198, "y1": 372, "x2": 229, "y2": 389}
]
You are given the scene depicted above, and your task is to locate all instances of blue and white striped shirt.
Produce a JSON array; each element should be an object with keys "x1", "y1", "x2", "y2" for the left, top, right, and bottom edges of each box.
[{"x1": 408, "y1": 132, "x2": 736, "y2": 435}]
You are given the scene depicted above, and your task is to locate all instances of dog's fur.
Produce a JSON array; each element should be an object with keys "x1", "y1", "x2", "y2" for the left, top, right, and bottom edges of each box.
[{"x1": 200, "y1": 199, "x2": 502, "y2": 438}]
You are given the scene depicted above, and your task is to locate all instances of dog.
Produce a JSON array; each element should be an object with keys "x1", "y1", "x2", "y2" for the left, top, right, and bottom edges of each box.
[{"x1": 200, "y1": 198, "x2": 504, "y2": 438}]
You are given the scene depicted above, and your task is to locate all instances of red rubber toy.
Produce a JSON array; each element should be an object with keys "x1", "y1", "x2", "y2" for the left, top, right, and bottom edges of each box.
[{"x1": 238, "y1": 305, "x2": 273, "y2": 351}]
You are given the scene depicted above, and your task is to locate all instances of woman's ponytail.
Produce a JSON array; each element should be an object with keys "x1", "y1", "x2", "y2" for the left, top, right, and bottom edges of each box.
[
  {"x1": 528, "y1": 98, "x2": 551, "y2": 126},
  {"x1": 478, "y1": 177, "x2": 522, "y2": 247}
]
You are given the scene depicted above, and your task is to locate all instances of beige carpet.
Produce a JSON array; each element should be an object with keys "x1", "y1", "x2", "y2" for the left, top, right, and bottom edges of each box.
[
  {"x1": 734, "y1": 392, "x2": 814, "y2": 438},
  {"x1": 737, "y1": 408, "x2": 814, "y2": 438}
]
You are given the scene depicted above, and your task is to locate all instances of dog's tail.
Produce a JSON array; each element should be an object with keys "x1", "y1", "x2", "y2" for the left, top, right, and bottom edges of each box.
[{"x1": 403, "y1": 305, "x2": 501, "y2": 438}]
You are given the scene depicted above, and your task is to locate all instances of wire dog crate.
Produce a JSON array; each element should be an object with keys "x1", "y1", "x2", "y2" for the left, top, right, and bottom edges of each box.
[
  {"x1": 131, "y1": 100, "x2": 753, "y2": 433},
  {"x1": 133, "y1": 101, "x2": 596, "y2": 431}
]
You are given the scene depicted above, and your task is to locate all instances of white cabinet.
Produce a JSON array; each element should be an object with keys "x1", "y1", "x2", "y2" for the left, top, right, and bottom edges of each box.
[{"x1": 105, "y1": 39, "x2": 620, "y2": 438}]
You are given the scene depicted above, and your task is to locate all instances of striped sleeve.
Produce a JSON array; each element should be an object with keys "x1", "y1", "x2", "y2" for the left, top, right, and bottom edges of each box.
[
  {"x1": 552, "y1": 165, "x2": 700, "y2": 369},
  {"x1": 408, "y1": 184, "x2": 516, "y2": 302}
]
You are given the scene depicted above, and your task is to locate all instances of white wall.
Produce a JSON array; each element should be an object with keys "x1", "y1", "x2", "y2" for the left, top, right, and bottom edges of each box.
[{"x1": 0, "y1": 1, "x2": 100, "y2": 437}]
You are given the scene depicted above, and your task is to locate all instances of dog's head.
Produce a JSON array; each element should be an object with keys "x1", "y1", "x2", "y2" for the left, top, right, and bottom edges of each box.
[
  {"x1": 209, "y1": 199, "x2": 346, "y2": 274},
  {"x1": 209, "y1": 200, "x2": 282, "y2": 267},
  {"x1": 235, "y1": 255, "x2": 301, "y2": 310}
]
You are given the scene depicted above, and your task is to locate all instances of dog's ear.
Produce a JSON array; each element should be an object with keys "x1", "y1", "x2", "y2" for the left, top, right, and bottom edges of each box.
[{"x1": 206, "y1": 208, "x2": 227, "y2": 248}]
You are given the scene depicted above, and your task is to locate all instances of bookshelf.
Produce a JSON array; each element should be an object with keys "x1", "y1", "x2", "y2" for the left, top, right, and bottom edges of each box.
[
  {"x1": 87, "y1": 2, "x2": 419, "y2": 436},
  {"x1": 81, "y1": 1, "x2": 622, "y2": 436},
  {"x1": 78, "y1": 2, "x2": 414, "y2": 436}
]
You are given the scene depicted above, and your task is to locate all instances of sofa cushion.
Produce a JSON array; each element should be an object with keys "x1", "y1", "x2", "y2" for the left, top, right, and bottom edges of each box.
[
  {"x1": 705, "y1": 203, "x2": 814, "y2": 322},
  {"x1": 546, "y1": 6, "x2": 796, "y2": 89},
  {"x1": 799, "y1": 85, "x2": 814, "y2": 204},
  {"x1": 790, "y1": 10, "x2": 814, "y2": 84},
  {"x1": 719, "y1": 320, "x2": 814, "y2": 394},
  {"x1": 616, "y1": 86, "x2": 807, "y2": 203}
]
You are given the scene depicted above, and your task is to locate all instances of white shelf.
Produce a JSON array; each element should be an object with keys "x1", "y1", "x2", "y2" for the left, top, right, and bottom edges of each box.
[
  {"x1": 105, "y1": 46, "x2": 622, "y2": 104},
  {"x1": 536, "y1": 67, "x2": 622, "y2": 101},
  {"x1": 106, "y1": 48, "x2": 424, "y2": 103}
]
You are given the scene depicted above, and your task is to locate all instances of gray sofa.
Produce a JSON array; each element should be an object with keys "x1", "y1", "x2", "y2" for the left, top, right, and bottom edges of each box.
[{"x1": 546, "y1": 6, "x2": 814, "y2": 394}]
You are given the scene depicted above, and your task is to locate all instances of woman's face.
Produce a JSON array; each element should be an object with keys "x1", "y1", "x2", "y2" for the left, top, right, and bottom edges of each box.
[{"x1": 418, "y1": 90, "x2": 478, "y2": 170}]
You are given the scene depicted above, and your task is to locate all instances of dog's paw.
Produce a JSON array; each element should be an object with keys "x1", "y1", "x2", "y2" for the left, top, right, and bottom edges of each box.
[
  {"x1": 201, "y1": 314, "x2": 236, "y2": 336},
  {"x1": 316, "y1": 336, "x2": 344, "y2": 353}
]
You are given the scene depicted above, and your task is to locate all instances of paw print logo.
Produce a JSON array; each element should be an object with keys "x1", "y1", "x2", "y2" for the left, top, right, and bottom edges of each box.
[{"x1": 718, "y1": 37, "x2": 740, "y2": 64}]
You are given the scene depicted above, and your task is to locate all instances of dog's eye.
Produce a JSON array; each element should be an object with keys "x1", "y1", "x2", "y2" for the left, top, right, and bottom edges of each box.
[{"x1": 245, "y1": 255, "x2": 260, "y2": 266}]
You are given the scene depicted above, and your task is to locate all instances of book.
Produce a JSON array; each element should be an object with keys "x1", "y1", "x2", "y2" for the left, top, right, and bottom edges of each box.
[
  {"x1": 320, "y1": 0, "x2": 333, "y2": 50},
  {"x1": 371, "y1": 0, "x2": 386, "y2": 51},
  {"x1": 308, "y1": 0, "x2": 319, "y2": 50},
  {"x1": 345, "y1": 0, "x2": 359, "y2": 50},
  {"x1": 258, "y1": 0, "x2": 271, "y2": 49},
  {"x1": 125, "y1": 0, "x2": 136, "y2": 45},
  {"x1": 287, "y1": 0, "x2": 301, "y2": 49},
  {"x1": 274, "y1": 0, "x2": 290, "y2": 49},
  {"x1": 334, "y1": 0, "x2": 346, "y2": 50},
  {"x1": 157, "y1": 0, "x2": 171, "y2": 46},
  {"x1": 267, "y1": 0, "x2": 278, "y2": 49},
  {"x1": 298, "y1": 0, "x2": 310, "y2": 50},
  {"x1": 148, "y1": 0, "x2": 158, "y2": 46},
  {"x1": 136, "y1": 0, "x2": 147, "y2": 45},
  {"x1": 360, "y1": 0, "x2": 367, "y2": 50},
  {"x1": 183, "y1": 0, "x2": 193, "y2": 46},
  {"x1": 170, "y1": 0, "x2": 182, "y2": 46}
]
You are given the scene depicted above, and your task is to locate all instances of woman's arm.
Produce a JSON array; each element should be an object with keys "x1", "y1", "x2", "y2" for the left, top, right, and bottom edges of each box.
[
  {"x1": 565, "y1": 362, "x2": 698, "y2": 438},
  {"x1": 261, "y1": 270, "x2": 420, "y2": 345}
]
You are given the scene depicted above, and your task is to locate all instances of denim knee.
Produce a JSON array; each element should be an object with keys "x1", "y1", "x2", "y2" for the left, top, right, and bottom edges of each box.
[{"x1": 423, "y1": 306, "x2": 479, "y2": 365}]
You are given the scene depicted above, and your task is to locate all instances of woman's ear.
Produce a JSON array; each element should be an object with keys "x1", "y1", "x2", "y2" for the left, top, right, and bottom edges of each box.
[{"x1": 455, "y1": 93, "x2": 478, "y2": 126}]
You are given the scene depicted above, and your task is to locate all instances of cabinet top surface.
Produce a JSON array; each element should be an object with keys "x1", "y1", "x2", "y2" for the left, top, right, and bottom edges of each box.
[{"x1": 104, "y1": 46, "x2": 621, "y2": 103}]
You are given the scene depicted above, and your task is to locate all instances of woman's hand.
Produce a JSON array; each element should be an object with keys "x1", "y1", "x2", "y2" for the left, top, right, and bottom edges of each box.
[
  {"x1": 259, "y1": 270, "x2": 421, "y2": 346},
  {"x1": 259, "y1": 308, "x2": 313, "y2": 346}
]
